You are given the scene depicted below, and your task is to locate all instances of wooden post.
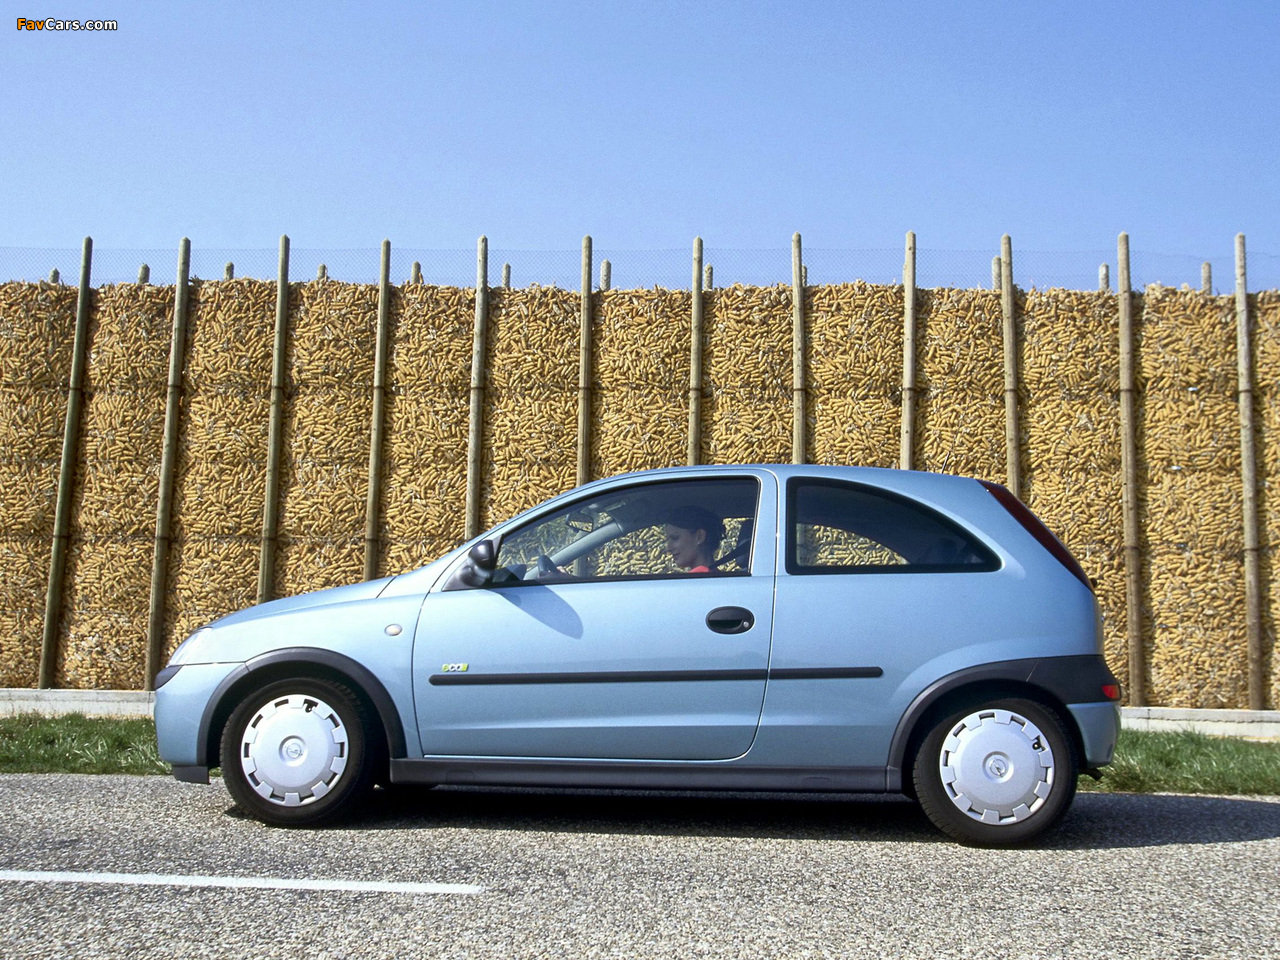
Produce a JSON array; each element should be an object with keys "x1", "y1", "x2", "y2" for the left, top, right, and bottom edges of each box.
[
  {"x1": 791, "y1": 232, "x2": 807, "y2": 465},
  {"x1": 600, "y1": 259, "x2": 611, "y2": 291},
  {"x1": 145, "y1": 238, "x2": 192, "y2": 689},
  {"x1": 1235, "y1": 234, "x2": 1264, "y2": 709},
  {"x1": 48, "y1": 269, "x2": 60, "y2": 284},
  {"x1": 577, "y1": 236, "x2": 593, "y2": 486},
  {"x1": 900, "y1": 231, "x2": 918, "y2": 471},
  {"x1": 502, "y1": 264, "x2": 511, "y2": 289},
  {"x1": 1202, "y1": 262, "x2": 1212, "y2": 295},
  {"x1": 1118, "y1": 232, "x2": 1145, "y2": 707},
  {"x1": 464, "y1": 237, "x2": 489, "y2": 539},
  {"x1": 137, "y1": 264, "x2": 150, "y2": 285},
  {"x1": 317, "y1": 265, "x2": 328, "y2": 280},
  {"x1": 992, "y1": 256, "x2": 1001, "y2": 291},
  {"x1": 704, "y1": 264, "x2": 713, "y2": 290},
  {"x1": 1000, "y1": 235, "x2": 1021, "y2": 498},
  {"x1": 688, "y1": 237, "x2": 705, "y2": 465},
  {"x1": 257, "y1": 236, "x2": 290, "y2": 604},
  {"x1": 1099, "y1": 264, "x2": 1110, "y2": 292},
  {"x1": 224, "y1": 263, "x2": 234, "y2": 280},
  {"x1": 411, "y1": 261, "x2": 422, "y2": 285},
  {"x1": 802, "y1": 265, "x2": 808, "y2": 286},
  {"x1": 39, "y1": 237, "x2": 93, "y2": 689},
  {"x1": 364, "y1": 240, "x2": 392, "y2": 581}
]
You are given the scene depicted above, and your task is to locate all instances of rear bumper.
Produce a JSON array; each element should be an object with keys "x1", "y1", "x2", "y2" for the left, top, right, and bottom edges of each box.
[{"x1": 1067, "y1": 701, "x2": 1121, "y2": 767}]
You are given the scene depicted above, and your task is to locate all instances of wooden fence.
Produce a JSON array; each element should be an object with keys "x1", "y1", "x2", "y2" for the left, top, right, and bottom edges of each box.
[{"x1": 0, "y1": 233, "x2": 1275, "y2": 711}]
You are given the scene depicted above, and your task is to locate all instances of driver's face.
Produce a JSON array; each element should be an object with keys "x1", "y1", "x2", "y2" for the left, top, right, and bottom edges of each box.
[{"x1": 664, "y1": 524, "x2": 706, "y2": 569}]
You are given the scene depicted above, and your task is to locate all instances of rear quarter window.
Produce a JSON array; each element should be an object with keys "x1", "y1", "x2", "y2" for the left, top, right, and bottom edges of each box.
[{"x1": 786, "y1": 478, "x2": 999, "y2": 575}]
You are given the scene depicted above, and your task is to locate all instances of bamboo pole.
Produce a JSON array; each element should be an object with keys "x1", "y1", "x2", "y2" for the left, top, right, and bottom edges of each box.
[
  {"x1": 791, "y1": 233, "x2": 807, "y2": 464},
  {"x1": 1000, "y1": 235, "x2": 1021, "y2": 498},
  {"x1": 688, "y1": 237, "x2": 705, "y2": 465},
  {"x1": 1118, "y1": 232, "x2": 1145, "y2": 707},
  {"x1": 577, "y1": 236, "x2": 593, "y2": 486},
  {"x1": 39, "y1": 237, "x2": 93, "y2": 689},
  {"x1": 900, "y1": 231, "x2": 918, "y2": 471},
  {"x1": 1099, "y1": 264, "x2": 1110, "y2": 292},
  {"x1": 144, "y1": 238, "x2": 192, "y2": 689},
  {"x1": 502, "y1": 264, "x2": 511, "y2": 289},
  {"x1": 992, "y1": 257, "x2": 1000, "y2": 291},
  {"x1": 257, "y1": 236, "x2": 290, "y2": 604},
  {"x1": 364, "y1": 240, "x2": 392, "y2": 581},
  {"x1": 1235, "y1": 234, "x2": 1264, "y2": 710},
  {"x1": 1202, "y1": 262, "x2": 1212, "y2": 295},
  {"x1": 601, "y1": 259, "x2": 611, "y2": 291},
  {"x1": 464, "y1": 237, "x2": 489, "y2": 539},
  {"x1": 704, "y1": 264, "x2": 713, "y2": 290}
]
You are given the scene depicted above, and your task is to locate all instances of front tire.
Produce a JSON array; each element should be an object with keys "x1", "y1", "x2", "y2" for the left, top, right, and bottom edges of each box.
[
  {"x1": 220, "y1": 677, "x2": 377, "y2": 827},
  {"x1": 913, "y1": 698, "x2": 1077, "y2": 846}
]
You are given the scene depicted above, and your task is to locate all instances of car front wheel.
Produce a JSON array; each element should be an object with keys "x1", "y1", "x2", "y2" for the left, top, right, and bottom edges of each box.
[
  {"x1": 220, "y1": 677, "x2": 376, "y2": 826},
  {"x1": 913, "y1": 698, "x2": 1077, "y2": 846}
]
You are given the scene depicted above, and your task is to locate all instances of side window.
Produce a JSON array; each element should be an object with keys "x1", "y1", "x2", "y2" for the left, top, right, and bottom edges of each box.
[
  {"x1": 491, "y1": 477, "x2": 759, "y2": 585},
  {"x1": 787, "y1": 479, "x2": 997, "y2": 575}
]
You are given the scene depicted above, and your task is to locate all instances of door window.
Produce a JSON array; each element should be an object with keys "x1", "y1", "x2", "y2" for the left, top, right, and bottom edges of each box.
[{"x1": 491, "y1": 478, "x2": 759, "y2": 585}]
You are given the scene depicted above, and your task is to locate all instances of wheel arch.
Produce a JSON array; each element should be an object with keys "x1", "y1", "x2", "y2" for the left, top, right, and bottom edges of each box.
[
  {"x1": 886, "y1": 659, "x2": 1086, "y2": 794},
  {"x1": 196, "y1": 648, "x2": 407, "y2": 771}
]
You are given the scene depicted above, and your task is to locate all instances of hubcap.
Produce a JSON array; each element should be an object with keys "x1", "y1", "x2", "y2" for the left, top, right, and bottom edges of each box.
[
  {"x1": 939, "y1": 708, "x2": 1055, "y2": 825},
  {"x1": 239, "y1": 694, "x2": 349, "y2": 807}
]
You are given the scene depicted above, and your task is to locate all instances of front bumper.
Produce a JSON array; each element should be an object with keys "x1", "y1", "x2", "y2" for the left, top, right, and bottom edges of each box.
[{"x1": 153, "y1": 661, "x2": 245, "y2": 774}]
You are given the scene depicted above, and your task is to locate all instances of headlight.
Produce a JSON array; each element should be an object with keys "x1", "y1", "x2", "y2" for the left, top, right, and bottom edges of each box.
[{"x1": 168, "y1": 627, "x2": 214, "y2": 666}]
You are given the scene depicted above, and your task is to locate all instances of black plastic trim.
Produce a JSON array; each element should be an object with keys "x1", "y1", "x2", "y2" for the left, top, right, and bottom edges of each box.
[
  {"x1": 430, "y1": 669, "x2": 768, "y2": 686},
  {"x1": 192, "y1": 649, "x2": 407, "y2": 768},
  {"x1": 428, "y1": 666, "x2": 886, "y2": 686},
  {"x1": 171, "y1": 764, "x2": 209, "y2": 784},
  {"x1": 769, "y1": 667, "x2": 884, "y2": 680},
  {"x1": 153, "y1": 664, "x2": 181, "y2": 690},
  {"x1": 391, "y1": 757, "x2": 889, "y2": 793}
]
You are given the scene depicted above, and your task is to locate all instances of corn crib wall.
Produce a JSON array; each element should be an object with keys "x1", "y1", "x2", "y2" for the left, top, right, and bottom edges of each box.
[{"x1": 1, "y1": 252, "x2": 1277, "y2": 710}]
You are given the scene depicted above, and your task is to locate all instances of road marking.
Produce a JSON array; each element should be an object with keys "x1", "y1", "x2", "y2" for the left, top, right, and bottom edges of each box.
[{"x1": 0, "y1": 870, "x2": 483, "y2": 896}]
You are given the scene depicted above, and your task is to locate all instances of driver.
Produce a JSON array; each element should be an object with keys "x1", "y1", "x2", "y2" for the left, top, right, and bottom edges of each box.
[{"x1": 662, "y1": 506, "x2": 724, "y2": 573}]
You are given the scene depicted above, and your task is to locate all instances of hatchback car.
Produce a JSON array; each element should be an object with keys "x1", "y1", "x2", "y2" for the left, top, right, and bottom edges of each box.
[{"x1": 154, "y1": 465, "x2": 1120, "y2": 845}]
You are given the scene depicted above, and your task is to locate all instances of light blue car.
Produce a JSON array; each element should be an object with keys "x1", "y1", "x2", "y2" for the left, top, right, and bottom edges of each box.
[{"x1": 154, "y1": 465, "x2": 1121, "y2": 845}]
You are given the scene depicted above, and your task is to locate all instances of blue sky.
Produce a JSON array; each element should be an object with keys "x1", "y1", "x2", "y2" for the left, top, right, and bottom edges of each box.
[{"x1": 4, "y1": 1, "x2": 1278, "y2": 288}]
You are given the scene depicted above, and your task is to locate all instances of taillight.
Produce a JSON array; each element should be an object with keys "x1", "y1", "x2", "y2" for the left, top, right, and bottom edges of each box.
[
  {"x1": 979, "y1": 480, "x2": 1094, "y2": 592},
  {"x1": 1102, "y1": 684, "x2": 1121, "y2": 701}
]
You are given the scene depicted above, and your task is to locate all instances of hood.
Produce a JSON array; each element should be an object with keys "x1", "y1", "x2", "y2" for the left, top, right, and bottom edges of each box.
[{"x1": 212, "y1": 575, "x2": 396, "y2": 628}]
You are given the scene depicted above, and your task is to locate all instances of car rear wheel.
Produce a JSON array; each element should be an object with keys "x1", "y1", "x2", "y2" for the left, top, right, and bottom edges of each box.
[
  {"x1": 220, "y1": 677, "x2": 376, "y2": 826},
  {"x1": 913, "y1": 698, "x2": 1077, "y2": 846}
]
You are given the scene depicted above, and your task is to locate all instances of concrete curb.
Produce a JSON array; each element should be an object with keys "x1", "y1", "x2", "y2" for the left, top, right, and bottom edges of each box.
[{"x1": 2, "y1": 689, "x2": 1279, "y2": 740}]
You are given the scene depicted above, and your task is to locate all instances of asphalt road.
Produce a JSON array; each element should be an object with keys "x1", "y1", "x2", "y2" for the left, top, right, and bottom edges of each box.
[{"x1": 1, "y1": 775, "x2": 1277, "y2": 960}]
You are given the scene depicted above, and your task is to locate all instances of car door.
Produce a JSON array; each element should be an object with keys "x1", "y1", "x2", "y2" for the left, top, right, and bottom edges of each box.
[{"x1": 412, "y1": 473, "x2": 777, "y2": 761}]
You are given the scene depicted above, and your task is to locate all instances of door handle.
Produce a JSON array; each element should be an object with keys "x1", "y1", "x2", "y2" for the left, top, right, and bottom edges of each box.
[{"x1": 706, "y1": 606, "x2": 755, "y2": 634}]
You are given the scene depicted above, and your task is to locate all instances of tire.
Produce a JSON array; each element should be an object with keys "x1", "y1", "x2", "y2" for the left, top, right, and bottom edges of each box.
[
  {"x1": 913, "y1": 698, "x2": 1077, "y2": 846},
  {"x1": 220, "y1": 677, "x2": 378, "y2": 827}
]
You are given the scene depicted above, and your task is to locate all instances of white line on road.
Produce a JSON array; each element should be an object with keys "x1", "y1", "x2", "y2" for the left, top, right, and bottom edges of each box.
[{"x1": 0, "y1": 870, "x2": 483, "y2": 896}]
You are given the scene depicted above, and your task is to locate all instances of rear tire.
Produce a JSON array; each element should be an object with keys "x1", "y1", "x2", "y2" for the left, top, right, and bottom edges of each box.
[
  {"x1": 913, "y1": 698, "x2": 1077, "y2": 846},
  {"x1": 220, "y1": 677, "x2": 377, "y2": 827}
]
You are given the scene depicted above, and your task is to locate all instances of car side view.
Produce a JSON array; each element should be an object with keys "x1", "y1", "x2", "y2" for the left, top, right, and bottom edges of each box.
[{"x1": 154, "y1": 465, "x2": 1121, "y2": 845}]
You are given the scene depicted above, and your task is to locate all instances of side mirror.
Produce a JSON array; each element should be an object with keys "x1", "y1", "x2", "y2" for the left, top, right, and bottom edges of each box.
[
  {"x1": 469, "y1": 540, "x2": 496, "y2": 571},
  {"x1": 444, "y1": 539, "x2": 498, "y2": 590}
]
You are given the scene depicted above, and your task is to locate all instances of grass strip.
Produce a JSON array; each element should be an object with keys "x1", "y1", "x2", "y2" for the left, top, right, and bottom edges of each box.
[
  {"x1": 1078, "y1": 728, "x2": 1280, "y2": 796},
  {"x1": 0, "y1": 713, "x2": 168, "y2": 775},
  {"x1": 0, "y1": 715, "x2": 1277, "y2": 795}
]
